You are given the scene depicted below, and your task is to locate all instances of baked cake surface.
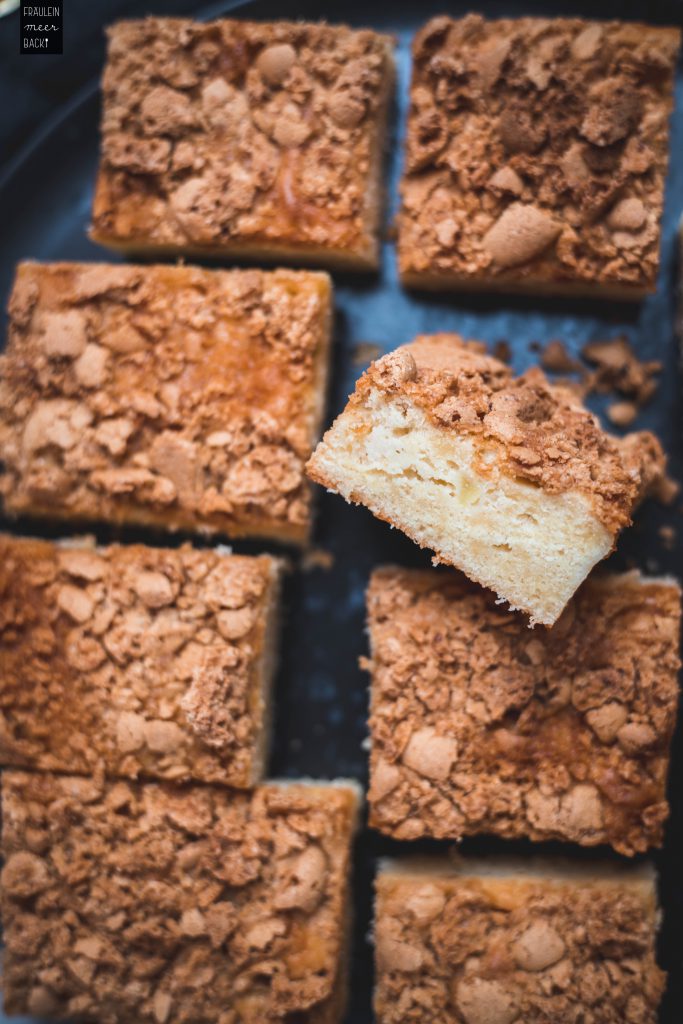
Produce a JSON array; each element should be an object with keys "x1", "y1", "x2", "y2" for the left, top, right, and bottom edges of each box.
[
  {"x1": 367, "y1": 567, "x2": 680, "y2": 855},
  {"x1": 307, "y1": 335, "x2": 665, "y2": 625},
  {"x1": 1, "y1": 772, "x2": 359, "y2": 1023},
  {"x1": 0, "y1": 535, "x2": 280, "y2": 788},
  {"x1": 375, "y1": 858, "x2": 664, "y2": 1023},
  {"x1": 398, "y1": 15, "x2": 680, "y2": 297},
  {"x1": 0, "y1": 261, "x2": 332, "y2": 543},
  {"x1": 91, "y1": 18, "x2": 394, "y2": 269}
]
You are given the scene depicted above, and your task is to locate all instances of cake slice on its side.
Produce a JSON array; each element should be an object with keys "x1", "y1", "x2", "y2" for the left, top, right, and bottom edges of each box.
[
  {"x1": 375, "y1": 856, "x2": 665, "y2": 1024},
  {"x1": 307, "y1": 335, "x2": 665, "y2": 625},
  {"x1": 0, "y1": 535, "x2": 282, "y2": 789},
  {"x1": 1, "y1": 773, "x2": 361, "y2": 1023},
  {"x1": 366, "y1": 566, "x2": 680, "y2": 854}
]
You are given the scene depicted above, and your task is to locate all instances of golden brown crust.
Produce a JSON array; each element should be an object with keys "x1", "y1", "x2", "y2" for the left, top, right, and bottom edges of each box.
[
  {"x1": 1, "y1": 772, "x2": 358, "y2": 1023},
  {"x1": 91, "y1": 18, "x2": 394, "y2": 267},
  {"x1": 0, "y1": 535, "x2": 279, "y2": 788},
  {"x1": 367, "y1": 567, "x2": 680, "y2": 855},
  {"x1": 0, "y1": 262, "x2": 332, "y2": 542},
  {"x1": 350, "y1": 335, "x2": 665, "y2": 534},
  {"x1": 398, "y1": 15, "x2": 680, "y2": 296},
  {"x1": 375, "y1": 866, "x2": 664, "y2": 1023}
]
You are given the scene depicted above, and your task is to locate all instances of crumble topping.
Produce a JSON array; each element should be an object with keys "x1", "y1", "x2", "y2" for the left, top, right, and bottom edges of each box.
[
  {"x1": 356, "y1": 335, "x2": 665, "y2": 534},
  {"x1": 398, "y1": 15, "x2": 680, "y2": 292},
  {"x1": 1, "y1": 772, "x2": 357, "y2": 1023},
  {"x1": 92, "y1": 18, "x2": 393, "y2": 260},
  {"x1": 375, "y1": 868, "x2": 664, "y2": 1023},
  {"x1": 0, "y1": 535, "x2": 278, "y2": 787},
  {"x1": 367, "y1": 567, "x2": 680, "y2": 854},
  {"x1": 0, "y1": 262, "x2": 331, "y2": 541}
]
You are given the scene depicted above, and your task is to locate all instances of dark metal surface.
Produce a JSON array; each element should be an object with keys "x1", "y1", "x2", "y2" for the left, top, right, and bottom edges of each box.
[{"x1": 0, "y1": 1, "x2": 682, "y2": 1021}]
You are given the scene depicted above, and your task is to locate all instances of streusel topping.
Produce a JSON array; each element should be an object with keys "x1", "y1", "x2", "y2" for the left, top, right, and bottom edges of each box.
[
  {"x1": 399, "y1": 15, "x2": 680, "y2": 292},
  {"x1": 0, "y1": 262, "x2": 331, "y2": 540},
  {"x1": 367, "y1": 567, "x2": 680, "y2": 855},
  {"x1": 376, "y1": 868, "x2": 663, "y2": 1023},
  {"x1": 92, "y1": 18, "x2": 393, "y2": 258},
  {"x1": 1, "y1": 773, "x2": 357, "y2": 1023},
  {"x1": 356, "y1": 335, "x2": 665, "y2": 534},
  {"x1": 0, "y1": 536, "x2": 277, "y2": 787}
]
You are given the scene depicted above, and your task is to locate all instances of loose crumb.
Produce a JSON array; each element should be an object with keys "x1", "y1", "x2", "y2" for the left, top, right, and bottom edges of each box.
[
  {"x1": 540, "y1": 339, "x2": 583, "y2": 375},
  {"x1": 607, "y1": 400, "x2": 638, "y2": 427},
  {"x1": 659, "y1": 524, "x2": 676, "y2": 550},
  {"x1": 491, "y1": 340, "x2": 511, "y2": 363},
  {"x1": 582, "y1": 335, "x2": 661, "y2": 406},
  {"x1": 302, "y1": 547, "x2": 335, "y2": 571},
  {"x1": 352, "y1": 342, "x2": 383, "y2": 366}
]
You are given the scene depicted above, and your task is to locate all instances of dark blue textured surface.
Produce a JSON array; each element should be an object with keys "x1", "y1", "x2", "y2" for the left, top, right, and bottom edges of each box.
[{"x1": 0, "y1": 1, "x2": 682, "y2": 1021}]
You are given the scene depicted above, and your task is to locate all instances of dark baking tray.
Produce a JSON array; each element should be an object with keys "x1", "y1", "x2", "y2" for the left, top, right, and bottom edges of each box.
[{"x1": 0, "y1": 0, "x2": 682, "y2": 1020}]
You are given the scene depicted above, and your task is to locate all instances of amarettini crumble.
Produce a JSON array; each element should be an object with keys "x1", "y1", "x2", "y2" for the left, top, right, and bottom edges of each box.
[
  {"x1": 307, "y1": 335, "x2": 666, "y2": 625},
  {"x1": 0, "y1": 535, "x2": 281, "y2": 788},
  {"x1": 0, "y1": 261, "x2": 332, "y2": 544},
  {"x1": 374, "y1": 857, "x2": 664, "y2": 1024},
  {"x1": 1, "y1": 772, "x2": 359, "y2": 1023},
  {"x1": 91, "y1": 18, "x2": 394, "y2": 270},
  {"x1": 398, "y1": 15, "x2": 680, "y2": 298},
  {"x1": 366, "y1": 567, "x2": 680, "y2": 855}
]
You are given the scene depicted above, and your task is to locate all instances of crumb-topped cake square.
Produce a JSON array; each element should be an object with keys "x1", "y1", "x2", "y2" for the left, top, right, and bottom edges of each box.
[
  {"x1": 375, "y1": 858, "x2": 664, "y2": 1023},
  {"x1": 0, "y1": 262, "x2": 332, "y2": 543},
  {"x1": 91, "y1": 18, "x2": 394, "y2": 269},
  {"x1": 398, "y1": 15, "x2": 680, "y2": 297},
  {"x1": 1, "y1": 772, "x2": 359, "y2": 1023},
  {"x1": 307, "y1": 335, "x2": 665, "y2": 625},
  {"x1": 366, "y1": 568, "x2": 680, "y2": 854},
  {"x1": 0, "y1": 536, "x2": 281, "y2": 788}
]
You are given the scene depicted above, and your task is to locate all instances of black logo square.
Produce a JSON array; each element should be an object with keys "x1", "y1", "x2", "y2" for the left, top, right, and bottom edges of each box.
[{"x1": 20, "y1": 3, "x2": 63, "y2": 55}]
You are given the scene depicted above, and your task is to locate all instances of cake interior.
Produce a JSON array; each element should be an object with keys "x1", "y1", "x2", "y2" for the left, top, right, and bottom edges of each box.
[{"x1": 309, "y1": 390, "x2": 613, "y2": 625}]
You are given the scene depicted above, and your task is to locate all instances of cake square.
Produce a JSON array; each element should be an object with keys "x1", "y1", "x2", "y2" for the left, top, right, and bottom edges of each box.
[
  {"x1": 307, "y1": 335, "x2": 666, "y2": 625},
  {"x1": 90, "y1": 18, "x2": 394, "y2": 270},
  {"x1": 1, "y1": 772, "x2": 359, "y2": 1023},
  {"x1": 0, "y1": 261, "x2": 332, "y2": 543},
  {"x1": 375, "y1": 857, "x2": 665, "y2": 1023},
  {"x1": 398, "y1": 15, "x2": 680, "y2": 298},
  {"x1": 367, "y1": 567, "x2": 680, "y2": 854},
  {"x1": 0, "y1": 535, "x2": 281, "y2": 788}
]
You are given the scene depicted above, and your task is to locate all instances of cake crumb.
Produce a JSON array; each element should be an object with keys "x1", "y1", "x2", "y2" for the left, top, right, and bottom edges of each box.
[
  {"x1": 352, "y1": 342, "x2": 383, "y2": 366},
  {"x1": 302, "y1": 547, "x2": 335, "y2": 571},
  {"x1": 607, "y1": 400, "x2": 638, "y2": 427},
  {"x1": 492, "y1": 340, "x2": 511, "y2": 363},
  {"x1": 540, "y1": 339, "x2": 583, "y2": 375},
  {"x1": 653, "y1": 473, "x2": 679, "y2": 505},
  {"x1": 659, "y1": 525, "x2": 676, "y2": 550},
  {"x1": 582, "y1": 336, "x2": 661, "y2": 407}
]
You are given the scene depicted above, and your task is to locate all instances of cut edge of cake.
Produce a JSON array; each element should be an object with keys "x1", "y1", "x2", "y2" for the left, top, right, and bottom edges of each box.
[{"x1": 308, "y1": 387, "x2": 613, "y2": 626}]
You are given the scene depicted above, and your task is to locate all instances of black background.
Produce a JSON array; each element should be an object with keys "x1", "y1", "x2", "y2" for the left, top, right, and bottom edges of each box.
[{"x1": 1, "y1": 1, "x2": 683, "y2": 1021}]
